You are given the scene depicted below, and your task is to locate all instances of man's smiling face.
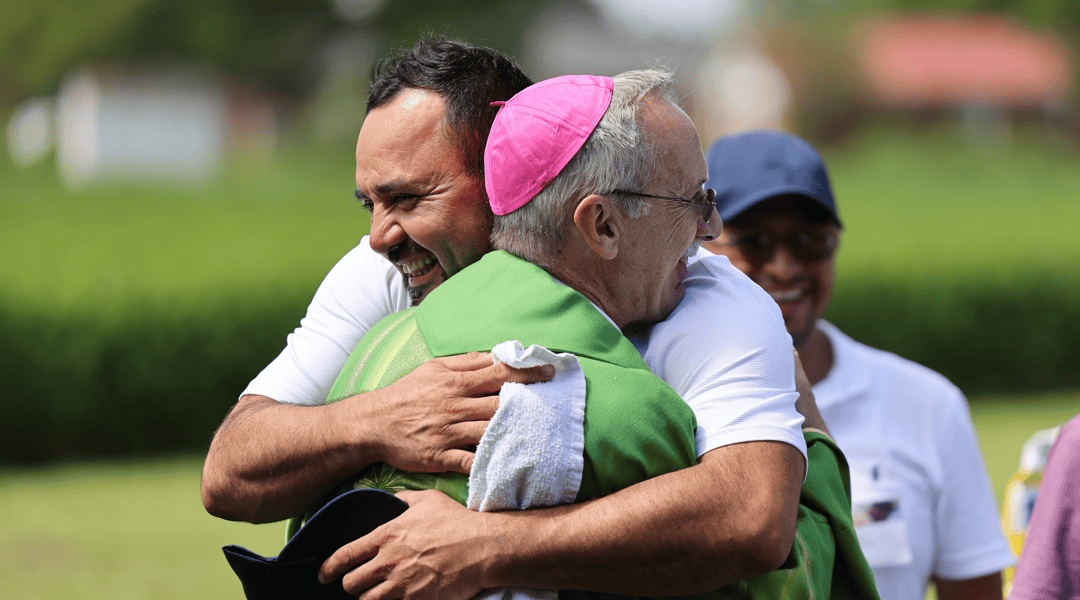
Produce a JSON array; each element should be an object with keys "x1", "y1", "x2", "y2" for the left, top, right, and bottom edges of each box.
[
  {"x1": 355, "y1": 88, "x2": 493, "y2": 304},
  {"x1": 704, "y1": 195, "x2": 839, "y2": 348}
]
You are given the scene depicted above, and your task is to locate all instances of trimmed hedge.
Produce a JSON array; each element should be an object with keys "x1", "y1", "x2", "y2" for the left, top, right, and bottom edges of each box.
[
  {"x1": 827, "y1": 269, "x2": 1080, "y2": 392},
  {"x1": 3, "y1": 269, "x2": 1077, "y2": 464},
  {"x1": 1, "y1": 290, "x2": 310, "y2": 463}
]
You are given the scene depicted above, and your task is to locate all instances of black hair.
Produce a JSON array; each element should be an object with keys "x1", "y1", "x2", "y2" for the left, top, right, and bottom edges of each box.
[{"x1": 367, "y1": 36, "x2": 533, "y2": 177}]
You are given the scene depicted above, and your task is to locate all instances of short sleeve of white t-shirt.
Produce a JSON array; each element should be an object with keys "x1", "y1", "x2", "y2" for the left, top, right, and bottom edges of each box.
[
  {"x1": 931, "y1": 395, "x2": 1017, "y2": 580},
  {"x1": 241, "y1": 236, "x2": 410, "y2": 406},
  {"x1": 632, "y1": 254, "x2": 807, "y2": 462}
]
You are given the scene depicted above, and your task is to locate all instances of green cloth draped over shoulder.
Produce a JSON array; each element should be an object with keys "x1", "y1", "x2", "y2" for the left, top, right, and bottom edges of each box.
[
  {"x1": 290, "y1": 250, "x2": 880, "y2": 600},
  {"x1": 306, "y1": 250, "x2": 699, "y2": 515}
]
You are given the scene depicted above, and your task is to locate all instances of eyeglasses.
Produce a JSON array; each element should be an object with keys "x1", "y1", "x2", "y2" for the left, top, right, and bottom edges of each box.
[
  {"x1": 716, "y1": 230, "x2": 839, "y2": 264},
  {"x1": 607, "y1": 188, "x2": 717, "y2": 224}
]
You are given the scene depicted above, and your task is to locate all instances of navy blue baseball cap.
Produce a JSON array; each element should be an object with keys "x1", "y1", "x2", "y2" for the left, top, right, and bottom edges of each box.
[{"x1": 704, "y1": 129, "x2": 841, "y2": 227}]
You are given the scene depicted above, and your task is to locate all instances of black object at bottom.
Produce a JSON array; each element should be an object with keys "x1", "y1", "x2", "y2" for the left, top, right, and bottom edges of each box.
[{"x1": 223, "y1": 488, "x2": 408, "y2": 599}]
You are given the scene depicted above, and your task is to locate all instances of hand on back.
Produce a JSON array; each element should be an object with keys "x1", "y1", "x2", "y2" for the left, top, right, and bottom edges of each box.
[{"x1": 363, "y1": 352, "x2": 555, "y2": 474}]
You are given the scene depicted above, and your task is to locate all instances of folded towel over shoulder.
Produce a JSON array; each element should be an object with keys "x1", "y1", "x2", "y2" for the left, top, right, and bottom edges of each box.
[
  {"x1": 469, "y1": 340, "x2": 587, "y2": 512},
  {"x1": 468, "y1": 340, "x2": 588, "y2": 600}
]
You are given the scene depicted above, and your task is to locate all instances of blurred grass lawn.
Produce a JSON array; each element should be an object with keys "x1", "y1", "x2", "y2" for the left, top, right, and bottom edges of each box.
[
  {"x1": 2, "y1": 389, "x2": 1076, "y2": 600},
  {"x1": 1, "y1": 145, "x2": 366, "y2": 319}
]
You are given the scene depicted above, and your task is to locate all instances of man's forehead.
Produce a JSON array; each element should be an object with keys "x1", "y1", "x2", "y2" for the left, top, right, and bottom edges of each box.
[
  {"x1": 646, "y1": 98, "x2": 707, "y2": 185},
  {"x1": 355, "y1": 90, "x2": 463, "y2": 192},
  {"x1": 358, "y1": 88, "x2": 451, "y2": 149}
]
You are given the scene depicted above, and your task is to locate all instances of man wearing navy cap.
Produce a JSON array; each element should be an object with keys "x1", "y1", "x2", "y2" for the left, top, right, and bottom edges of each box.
[{"x1": 702, "y1": 129, "x2": 1015, "y2": 600}]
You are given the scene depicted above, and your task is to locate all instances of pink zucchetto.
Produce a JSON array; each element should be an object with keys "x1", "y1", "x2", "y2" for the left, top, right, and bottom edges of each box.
[{"x1": 484, "y1": 75, "x2": 614, "y2": 216}]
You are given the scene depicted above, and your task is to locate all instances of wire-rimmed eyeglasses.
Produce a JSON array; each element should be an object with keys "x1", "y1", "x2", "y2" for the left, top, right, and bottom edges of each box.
[{"x1": 607, "y1": 188, "x2": 717, "y2": 224}]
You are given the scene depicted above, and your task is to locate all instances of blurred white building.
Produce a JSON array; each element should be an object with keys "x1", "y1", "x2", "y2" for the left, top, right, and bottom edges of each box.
[
  {"x1": 7, "y1": 65, "x2": 278, "y2": 190},
  {"x1": 521, "y1": 0, "x2": 792, "y2": 146},
  {"x1": 55, "y1": 68, "x2": 227, "y2": 189}
]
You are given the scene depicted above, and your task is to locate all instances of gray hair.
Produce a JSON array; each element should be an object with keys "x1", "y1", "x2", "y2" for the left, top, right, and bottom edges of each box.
[{"x1": 490, "y1": 68, "x2": 680, "y2": 268}]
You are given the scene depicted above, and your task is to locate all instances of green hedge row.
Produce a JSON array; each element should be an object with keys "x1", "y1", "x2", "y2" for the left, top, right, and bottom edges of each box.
[
  {"x1": 3, "y1": 272, "x2": 1077, "y2": 464},
  {"x1": 1, "y1": 292, "x2": 310, "y2": 464},
  {"x1": 827, "y1": 269, "x2": 1080, "y2": 392}
]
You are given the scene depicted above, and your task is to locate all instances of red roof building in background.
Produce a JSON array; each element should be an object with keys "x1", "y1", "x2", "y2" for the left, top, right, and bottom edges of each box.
[{"x1": 857, "y1": 15, "x2": 1073, "y2": 110}]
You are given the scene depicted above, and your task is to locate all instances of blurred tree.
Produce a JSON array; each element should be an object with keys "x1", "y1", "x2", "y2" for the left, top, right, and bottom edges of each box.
[
  {"x1": 0, "y1": 0, "x2": 151, "y2": 106},
  {"x1": 0, "y1": 0, "x2": 337, "y2": 110},
  {"x1": 364, "y1": 0, "x2": 549, "y2": 58},
  {"x1": 114, "y1": 0, "x2": 337, "y2": 103},
  {"x1": 0, "y1": 0, "x2": 556, "y2": 113}
]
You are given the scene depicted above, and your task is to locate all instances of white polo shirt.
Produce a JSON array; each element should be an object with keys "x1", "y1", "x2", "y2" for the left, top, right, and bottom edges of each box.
[
  {"x1": 243, "y1": 237, "x2": 807, "y2": 462},
  {"x1": 814, "y1": 320, "x2": 1015, "y2": 600}
]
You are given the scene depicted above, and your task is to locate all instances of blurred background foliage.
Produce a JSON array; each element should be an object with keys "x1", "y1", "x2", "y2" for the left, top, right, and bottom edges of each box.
[
  {"x1": 0, "y1": 0, "x2": 554, "y2": 111},
  {"x1": 2, "y1": 0, "x2": 1079, "y2": 465}
]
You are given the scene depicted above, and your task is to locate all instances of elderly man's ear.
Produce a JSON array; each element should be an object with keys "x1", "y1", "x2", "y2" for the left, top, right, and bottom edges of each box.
[{"x1": 573, "y1": 194, "x2": 622, "y2": 260}]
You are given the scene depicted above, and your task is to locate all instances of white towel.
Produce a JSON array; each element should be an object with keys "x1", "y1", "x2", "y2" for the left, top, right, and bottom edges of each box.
[{"x1": 467, "y1": 340, "x2": 588, "y2": 600}]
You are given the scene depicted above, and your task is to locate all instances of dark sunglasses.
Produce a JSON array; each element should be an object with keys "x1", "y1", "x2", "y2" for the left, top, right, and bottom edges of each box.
[
  {"x1": 607, "y1": 188, "x2": 717, "y2": 224},
  {"x1": 718, "y1": 230, "x2": 839, "y2": 264}
]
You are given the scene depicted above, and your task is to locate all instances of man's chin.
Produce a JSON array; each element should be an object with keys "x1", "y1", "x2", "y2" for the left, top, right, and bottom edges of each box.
[{"x1": 406, "y1": 266, "x2": 447, "y2": 306}]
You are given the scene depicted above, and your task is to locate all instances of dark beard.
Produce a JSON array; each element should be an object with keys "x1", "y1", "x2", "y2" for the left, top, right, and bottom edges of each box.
[{"x1": 408, "y1": 284, "x2": 423, "y2": 307}]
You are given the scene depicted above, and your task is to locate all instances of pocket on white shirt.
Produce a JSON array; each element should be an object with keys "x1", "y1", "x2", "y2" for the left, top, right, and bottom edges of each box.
[{"x1": 849, "y1": 458, "x2": 914, "y2": 568}]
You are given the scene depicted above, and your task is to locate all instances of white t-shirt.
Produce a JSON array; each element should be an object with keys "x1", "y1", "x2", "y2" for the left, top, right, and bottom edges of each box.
[
  {"x1": 813, "y1": 320, "x2": 1015, "y2": 600},
  {"x1": 243, "y1": 238, "x2": 409, "y2": 405},
  {"x1": 244, "y1": 237, "x2": 807, "y2": 462}
]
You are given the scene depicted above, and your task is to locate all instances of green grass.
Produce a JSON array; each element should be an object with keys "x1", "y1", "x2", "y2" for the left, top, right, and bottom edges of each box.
[
  {"x1": 0, "y1": 457, "x2": 282, "y2": 599},
  {"x1": 1, "y1": 389, "x2": 1075, "y2": 600}
]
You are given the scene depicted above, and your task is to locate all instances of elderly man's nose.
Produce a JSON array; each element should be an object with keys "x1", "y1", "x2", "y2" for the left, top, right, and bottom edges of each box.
[{"x1": 697, "y1": 209, "x2": 722, "y2": 241}]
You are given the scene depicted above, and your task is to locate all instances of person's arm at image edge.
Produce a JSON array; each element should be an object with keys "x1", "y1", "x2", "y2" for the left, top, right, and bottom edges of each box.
[{"x1": 322, "y1": 438, "x2": 805, "y2": 598}]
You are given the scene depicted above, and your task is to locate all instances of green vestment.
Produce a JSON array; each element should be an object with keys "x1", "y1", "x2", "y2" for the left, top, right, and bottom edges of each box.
[
  {"x1": 298, "y1": 251, "x2": 879, "y2": 600},
  {"x1": 320, "y1": 250, "x2": 699, "y2": 506}
]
